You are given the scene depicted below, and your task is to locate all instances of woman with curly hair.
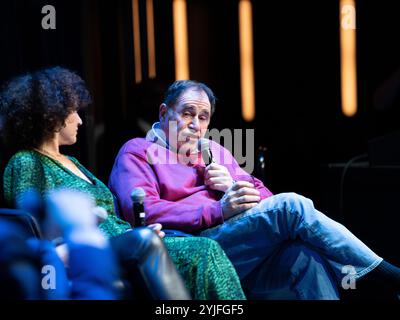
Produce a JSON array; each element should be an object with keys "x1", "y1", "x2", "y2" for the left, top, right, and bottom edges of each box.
[{"x1": 0, "y1": 66, "x2": 246, "y2": 300}]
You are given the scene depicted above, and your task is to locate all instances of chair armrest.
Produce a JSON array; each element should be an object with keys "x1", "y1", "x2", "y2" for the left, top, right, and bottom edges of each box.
[{"x1": 0, "y1": 208, "x2": 43, "y2": 239}]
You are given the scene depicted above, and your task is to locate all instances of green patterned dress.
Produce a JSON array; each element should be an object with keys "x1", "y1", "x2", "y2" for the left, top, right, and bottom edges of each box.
[{"x1": 3, "y1": 150, "x2": 246, "y2": 300}]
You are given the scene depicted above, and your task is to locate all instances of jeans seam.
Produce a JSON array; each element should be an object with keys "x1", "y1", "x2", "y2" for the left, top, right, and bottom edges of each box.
[
  {"x1": 354, "y1": 257, "x2": 383, "y2": 279},
  {"x1": 287, "y1": 208, "x2": 382, "y2": 280},
  {"x1": 217, "y1": 206, "x2": 332, "y2": 249},
  {"x1": 287, "y1": 208, "x2": 339, "y2": 253},
  {"x1": 204, "y1": 201, "x2": 381, "y2": 283}
]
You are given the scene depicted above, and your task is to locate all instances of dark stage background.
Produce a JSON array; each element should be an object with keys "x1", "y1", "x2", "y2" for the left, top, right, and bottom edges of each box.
[{"x1": 1, "y1": 0, "x2": 399, "y2": 264}]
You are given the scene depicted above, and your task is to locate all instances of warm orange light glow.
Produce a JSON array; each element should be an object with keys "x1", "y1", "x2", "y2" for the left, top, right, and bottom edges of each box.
[
  {"x1": 146, "y1": 0, "x2": 156, "y2": 78},
  {"x1": 340, "y1": 0, "x2": 357, "y2": 117},
  {"x1": 173, "y1": 0, "x2": 189, "y2": 80},
  {"x1": 239, "y1": 0, "x2": 255, "y2": 122},
  {"x1": 132, "y1": 0, "x2": 142, "y2": 83}
]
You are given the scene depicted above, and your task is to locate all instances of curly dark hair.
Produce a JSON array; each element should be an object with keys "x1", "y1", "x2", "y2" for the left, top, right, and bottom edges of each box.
[{"x1": 0, "y1": 66, "x2": 92, "y2": 150}]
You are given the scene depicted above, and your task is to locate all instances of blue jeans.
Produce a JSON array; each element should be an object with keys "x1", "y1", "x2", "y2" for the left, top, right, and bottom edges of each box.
[{"x1": 200, "y1": 193, "x2": 383, "y2": 299}]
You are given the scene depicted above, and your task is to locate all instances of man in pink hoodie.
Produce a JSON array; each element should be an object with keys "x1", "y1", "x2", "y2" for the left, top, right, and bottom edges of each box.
[{"x1": 109, "y1": 80, "x2": 400, "y2": 299}]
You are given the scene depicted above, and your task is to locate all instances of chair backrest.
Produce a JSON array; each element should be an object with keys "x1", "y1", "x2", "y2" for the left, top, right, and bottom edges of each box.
[
  {"x1": 0, "y1": 208, "x2": 43, "y2": 239},
  {"x1": 112, "y1": 193, "x2": 122, "y2": 219}
]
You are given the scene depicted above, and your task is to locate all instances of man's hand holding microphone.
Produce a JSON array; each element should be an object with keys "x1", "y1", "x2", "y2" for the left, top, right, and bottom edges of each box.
[{"x1": 200, "y1": 139, "x2": 261, "y2": 220}]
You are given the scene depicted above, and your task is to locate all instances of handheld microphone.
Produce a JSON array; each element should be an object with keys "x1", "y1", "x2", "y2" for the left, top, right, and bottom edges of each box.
[
  {"x1": 130, "y1": 187, "x2": 146, "y2": 227},
  {"x1": 198, "y1": 138, "x2": 215, "y2": 166},
  {"x1": 198, "y1": 138, "x2": 227, "y2": 198}
]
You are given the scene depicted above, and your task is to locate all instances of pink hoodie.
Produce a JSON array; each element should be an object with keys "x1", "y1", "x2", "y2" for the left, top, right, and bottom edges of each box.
[{"x1": 109, "y1": 137, "x2": 273, "y2": 233}]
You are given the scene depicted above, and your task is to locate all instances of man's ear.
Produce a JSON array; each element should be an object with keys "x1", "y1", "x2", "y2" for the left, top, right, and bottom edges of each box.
[{"x1": 159, "y1": 103, "x2": 168, "y2": 121}]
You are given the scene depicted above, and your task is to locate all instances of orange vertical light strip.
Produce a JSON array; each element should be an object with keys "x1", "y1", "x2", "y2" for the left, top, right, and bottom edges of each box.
[
  {"x1": 239, "y1": 0, "x2": 255, "y2": 122},
  {"x1": 132, "y1": 0, "x2": 142, "y2": 83},
  {"x1": 340, "y1": 0, "x2": 357, "y2": 117},
  {"x1": 146, "y1": 0, "x2": 156, "y2": 78},
  {"x1": 173, "y1": 0, "x2": 189, "y2": 80}
]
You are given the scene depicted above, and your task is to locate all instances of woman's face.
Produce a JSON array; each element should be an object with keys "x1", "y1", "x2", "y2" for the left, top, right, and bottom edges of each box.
[{"x1": 58, "y1": 111, "x2": 82, "y2": 146}]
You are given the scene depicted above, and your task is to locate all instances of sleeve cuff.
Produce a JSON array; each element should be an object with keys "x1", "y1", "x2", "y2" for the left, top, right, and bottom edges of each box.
[{"x1": 207, "y1": 200, "x2": 224, "y2": 227}]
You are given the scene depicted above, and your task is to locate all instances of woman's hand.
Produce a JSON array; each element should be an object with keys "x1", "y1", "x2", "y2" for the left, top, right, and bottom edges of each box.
[
  {"x1": 147, "y1": 223, "x2": 166, "y2": 239},
  {"x1": 55, "y1": 243, "x2": 69, "y2": 267}
]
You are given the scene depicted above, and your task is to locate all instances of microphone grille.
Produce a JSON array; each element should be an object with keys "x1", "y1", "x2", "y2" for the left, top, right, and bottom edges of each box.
[
  {"x1": 130, "y1": 187, "x2": 146, "y2": 202},
  {"x1": 198, "y1": 138, "x2": 210, "y2": 152}
]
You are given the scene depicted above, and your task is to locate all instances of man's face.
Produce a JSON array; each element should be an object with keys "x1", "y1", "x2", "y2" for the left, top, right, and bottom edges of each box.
[{"x1": 160, "y1": 88, "x2": 211, "y2": 154}]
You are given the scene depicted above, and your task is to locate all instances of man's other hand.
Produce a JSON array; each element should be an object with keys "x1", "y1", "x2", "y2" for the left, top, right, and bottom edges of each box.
[{"x1": 220, "y1": 181, "x2": 261, "y2": 219}]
